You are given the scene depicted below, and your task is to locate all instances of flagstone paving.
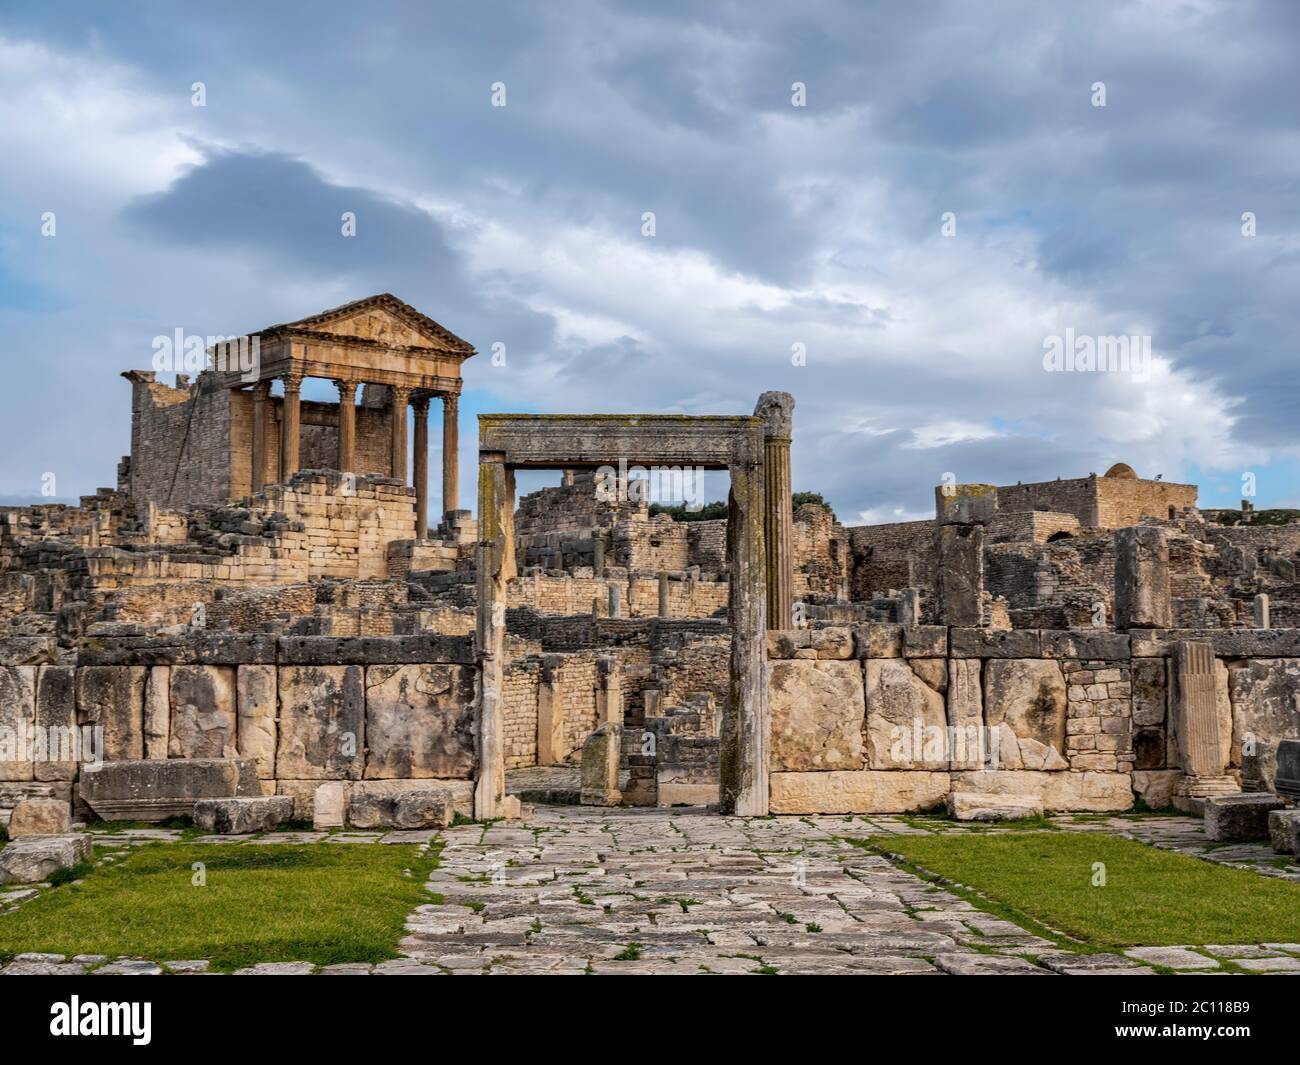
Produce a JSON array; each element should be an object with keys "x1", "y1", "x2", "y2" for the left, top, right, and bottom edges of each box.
[{"x1": 5, "y1": 805, "x2": 1300, "y2": 974}]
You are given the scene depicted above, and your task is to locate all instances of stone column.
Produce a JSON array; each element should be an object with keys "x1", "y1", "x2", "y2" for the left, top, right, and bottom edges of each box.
[
  {"x1": 1171, "y1": 639, "x2": 1236, "y2": 811},
  {"x1": 934, "y1": 524, "x2": 984, "y2": 625},
  {"x1": 658, "y1": 571, "x2": 670, "y2": 617},
  {"x1": 250, "y1": 381, "x2": 271, "y2": 491},
  {"x1": 474, "y1": 454, "x2": 515, "y2": 820},
  {"x1": 442, "y1": 392, "x2": 459, "y2": 518},
  {"x1": 608, "y1": 583, "x2": 623, "y2": 619},
  {"x1": 390, "y1": 386, "x2": 411, "y2": 482},
  {"x1": 279, "y1": 372, "x2": 302, "y2": 483},
  {"x1": 334, "y1": 379, "x2": 358, "y2": 473},
  {"x1": 1254, "y1": 593, "x2": 1270, "y2": 629},
  {"x1": 1114, "y1": 526, "x2": 1172, "y2": 629},
  {"x1": 536, "y1": 656, "x2": 564, "y2": 766},
  {"x1": 723, "y1": 456, "x2": 769, "y2": 816},
  {"x1": 412, "y1": 395, "x2": 430, "y2": 537},
  {"x1": 754, "y1": 392, "x2": 795, "y2": 630}
]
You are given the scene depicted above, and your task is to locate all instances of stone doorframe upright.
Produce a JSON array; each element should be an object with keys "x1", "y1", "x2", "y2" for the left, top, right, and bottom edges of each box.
[{"x1": 474, "y1": 413, "x2": 770, "y2": 818}]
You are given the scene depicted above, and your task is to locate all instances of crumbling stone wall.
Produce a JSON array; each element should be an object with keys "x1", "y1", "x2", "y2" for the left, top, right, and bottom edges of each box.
[{"x1": 764, "y1": 623, "x2": 1300, "y2": 814}]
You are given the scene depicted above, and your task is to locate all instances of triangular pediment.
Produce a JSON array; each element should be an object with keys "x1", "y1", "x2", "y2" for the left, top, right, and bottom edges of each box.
[{"x1": 265, "y1": 294, "x2": 475, "y2": 356}]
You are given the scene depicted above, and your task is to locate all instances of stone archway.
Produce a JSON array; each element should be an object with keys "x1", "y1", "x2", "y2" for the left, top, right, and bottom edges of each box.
[{"x1": 473, "y1": 412, "x2": 770, "y2": 817}]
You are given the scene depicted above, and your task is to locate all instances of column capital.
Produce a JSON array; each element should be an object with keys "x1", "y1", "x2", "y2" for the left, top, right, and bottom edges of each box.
[
  {"x1": 252, "y1": 379, "x2": 272, "y2": 397},
  {"x1": 390, "y1": 384, "x2": 412, "y2": 404},
  {"x1": 333, "y1": 377, "x2": 359, "y2": 397},
  {"x1": 411, "y1": 393, "x2": 431, "y2": 415},
  {"x1": 281, "y1": 371, "x2": 303, "y2": 395}
]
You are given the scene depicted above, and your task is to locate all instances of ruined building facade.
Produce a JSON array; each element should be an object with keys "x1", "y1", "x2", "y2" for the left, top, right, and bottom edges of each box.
[{"x1": 2, "y1": 297, "x2": 1299, "y2": 828}]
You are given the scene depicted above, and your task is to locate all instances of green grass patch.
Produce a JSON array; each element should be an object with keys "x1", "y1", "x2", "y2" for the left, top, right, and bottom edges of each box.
[
  {"x1": 0, "y1": 841, "x2": 439, "y2": 971},
  {"x1": 862, "y1": 831, "x2": 1300, "y2": 948}
]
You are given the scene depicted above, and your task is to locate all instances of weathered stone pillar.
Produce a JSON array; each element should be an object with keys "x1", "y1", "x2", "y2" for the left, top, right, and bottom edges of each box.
[
  {"x1": 536, "y1": 656, "x2": 564, "y2": 765},
  {"x1": 658, "y1": 572, "x2": 670, "y2": 617},
  {"x1": 412, "y1": 395, "x2": 430, "y2": 537},
  {"x1": 1171, "y1": 639, "x2": 1236, "y2": 811},
  {"x1": 754, "y1": 392, "x2": 794, "y2": 630},
  {"x1": 474, "y1": 454, "x2": 515, "y2": 819},
  {"x1": 1254, "y1": 593, "x2": 1270, "y2": 629},
  {"x1": 722, "y1": 457, "x2": 769, "y2": 816},
  {"x1": 608, "y1": 582, "x2": 623, "y2": 619},
  {"x1": 442, "y1": 392, "x2": 459, "y2": 519},
  {"x1": 279, "y1": 372, "x2": 302, "y2": 483},
  {"x1": 334, "y1": 378, "x2": 358, "y2": 473},
  {"x1": 934, "y1": 524, "x2": 984, "y2": 626},
  {"x1": 250, "y1": 380, "x2": 271, "y2": 491},
  {"x1": 595, "y1": 657, "x2": 623, "y2": 726},
  {"x1": 899, "y1": 588, "x2": 921, "y2": 626},
  {"x1": 390, "y1": 386, "x2": 411, "y2": 482},
  {"x1": 1114, "y1": 526, "x2": 1172, "y2": 629}
]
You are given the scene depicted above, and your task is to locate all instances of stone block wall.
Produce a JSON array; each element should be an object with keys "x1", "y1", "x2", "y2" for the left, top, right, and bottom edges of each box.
[
  {"x1": 765, "y1": 624, "x2": 1300, "y2": 814},
  {"x1": 0, "y1": 634, "x2": 476, "y2": 823}
]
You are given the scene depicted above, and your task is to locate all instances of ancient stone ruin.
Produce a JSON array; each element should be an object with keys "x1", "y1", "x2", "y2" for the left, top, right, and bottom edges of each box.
[{"x1": 3, "y1": 295, "x2": 1300, "y2": 840}]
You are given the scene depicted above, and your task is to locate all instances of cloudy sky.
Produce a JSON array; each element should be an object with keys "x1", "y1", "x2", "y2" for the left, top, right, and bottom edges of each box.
[{"x1": 2, "y1": 0, "x2": 1298, "y2": 521}]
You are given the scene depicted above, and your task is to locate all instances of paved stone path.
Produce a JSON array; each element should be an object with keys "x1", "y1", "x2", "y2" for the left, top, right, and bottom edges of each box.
[
  {"x1": 6, "y1": 807, "x2": 1300, "y2": 974},
  {"x1": 399, "y1": 806, "x2": 1128, "y2": 975}
]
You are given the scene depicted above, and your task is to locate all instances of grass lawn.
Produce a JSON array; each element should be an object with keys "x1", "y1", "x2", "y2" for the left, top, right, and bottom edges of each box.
[
  {"x1": 862, "y1": 831, "x2": 1300, "y2": 949},
  {"x1": 0, "y1": 842, "x2": 439, "y2": 971}
]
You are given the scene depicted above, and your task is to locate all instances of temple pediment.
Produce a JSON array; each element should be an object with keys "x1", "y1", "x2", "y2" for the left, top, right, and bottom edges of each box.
[{"x1": 267, "y1": 293, "x2": 475, "y2": 358}]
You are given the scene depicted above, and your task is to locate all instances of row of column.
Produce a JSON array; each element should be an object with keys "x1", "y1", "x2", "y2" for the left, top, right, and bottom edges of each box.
[{"x1": 249, "y1": 376, "x2": 459, "y2": 536}]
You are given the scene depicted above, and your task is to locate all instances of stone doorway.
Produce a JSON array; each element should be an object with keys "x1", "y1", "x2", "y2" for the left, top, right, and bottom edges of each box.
[{"x1": 472, "y1": 413, "x2": 770, "y2": 818}]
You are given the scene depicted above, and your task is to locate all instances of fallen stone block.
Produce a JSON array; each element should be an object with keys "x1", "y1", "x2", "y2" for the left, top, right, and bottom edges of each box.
[
  {"x1": 0, "y1": 834, "x2": 92, "y2": 884},
  {"x1": 7, "y1": 798, "x2": 71, "y2": 837},
  {"x1": 80, "y1": 758, "x2": 260, "y2": 821},
  {"x1": 1204, "y1": 793, "x2": 1285, "y2": 842},
  {"x1": 193, "y1": 796, "x2": 294, "y2": 835},
  {"x1": 1269, "y1": 808, "x2": 1300, "y2": 854},
  {"x1": 347, "y1": 784, "x2": 454, "y2": 829},
  {"x1": 947, "y1": 791, "x2": 1043, "y2": 822}
]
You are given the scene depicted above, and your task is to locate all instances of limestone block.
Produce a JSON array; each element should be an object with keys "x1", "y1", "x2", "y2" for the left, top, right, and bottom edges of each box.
[
  {"x1": 80, "y1": 758, "x2": 259, "y2": 821},
  {"x1": 949, "y1": 770, "x2": 1132, "y2": 811},
  {"x1": 362, "y1": 664, "x2": 475, "y2": 779},
  {"x1": 949, "y1": 628, "x2": 1042, "y2": 658},
  {"x1": 34, "y1": 665, "x2": 76, "y2": 783},
  {"x1": 767, "y1": 629, "x2": 809, "y2": 659},
  {"x1": 983, "y1": 659, "x2": 1067, "y2": 754},
  {"x1": 769, "y1": 660, "x2": 864, "y2": 772},
  {"x1": 580, "y1": 723, "x2": 622, "y2": 805},
  {"x1": 934, "y1": 523, "x2": 984, "y2": 625},
  {"x1": 236, "y1": 664, "x2": 277, "y2": 779},
  {"x1": 1131, "y1": 769, "x2": 1180, "y2": 810},
  {"x1": 275, "y1": 665, "x2": 364, "y2": 780},
  {"x1": 768, "y1": 770, "x2": 950, "y2": 814},
  {"x1": 7, "y1": 797, "x2": 71, "y2": 837},
  {"x1": 854, "y1": 623, "x2": 902, "y2": 658},
  {"x1": 193, "y1": 796, "x2": 293, "y2": 834},
  {"x1": 1203, "y1": 793, "x2": 1285, "y2": 842},
  {"x1": 143, "y1": 666, "x2": 170, "y2": 760},
  {"x1": 312, "y1": 781, "x2": 346, "y2": 829},
  {"x1": 865, "y1": 659, "x2": 948, "y2": 769},
  {"x1": 0, "y1": 834, "x2": 92, "y2": 885},
  {"x1": 168, "y1": 665, "x2": 237, "y2": 759},
  {"x1": 903, "y1": 626, "x2": 948, "y2": 658},
  {"x1": 0, "y1": 666, "x2": 36, "y2": 781},
  {"x1": 947, "y1": 791, "x2": 1042, "y2": 821},
  {"x1": 76, "y1": 666, "x2": 145, "y2": 763},
  {"x1": 1114, "y1": 526, "x2": 1171, "y2": 629},
  {"x1": 1267, "y1": 808, "x2": 1300, "y2": 854},
  {"x1": 347, "y1": 782, "x2": 455, "y2": 828},
  {"x1": 1041, "y1": 631, "x2": 1130, "y2": 660},
  {"x1": 935, "y1": 483, "x2": 998, "y2": 525},
  {"x1": 1131, "y1": 659, "x2": 1167, "y2": 727},
  {"x1": 810, "y1": 627, "x2": 853, "y2": 660},
  {"x1": 1227, "y1": 659, "x2": 1300, "y2": 785},
  {"x1": 947, "y1": 659, "x2": 985, "y2": 770}
]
